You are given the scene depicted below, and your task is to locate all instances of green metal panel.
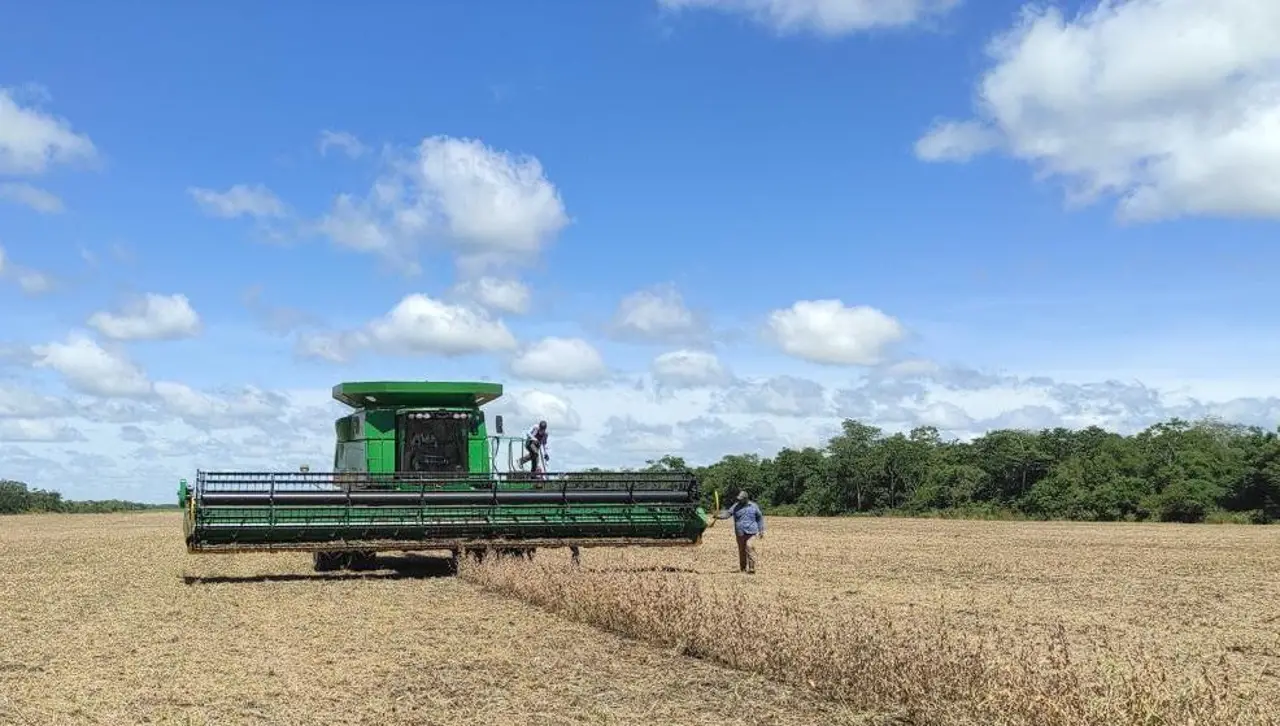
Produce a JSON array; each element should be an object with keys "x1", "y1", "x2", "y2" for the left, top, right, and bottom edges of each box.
[
  {"x1": 364, "y1": 409, "x2": 395, "y2": 437},
  {"x1": 333, "y1": 381, "x2": 503, "y2": 410},
  {"x1": 191, "y1": 502, "x2": 705, "y2": 549},
  {"x1": 469, "y1": 427, "x2": 491, "y2": 475}
]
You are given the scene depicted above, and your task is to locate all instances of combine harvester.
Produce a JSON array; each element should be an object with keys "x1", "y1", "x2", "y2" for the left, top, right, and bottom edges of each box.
[{"x1": 178, "y1": 381, "x2": 714, "y2": 571}]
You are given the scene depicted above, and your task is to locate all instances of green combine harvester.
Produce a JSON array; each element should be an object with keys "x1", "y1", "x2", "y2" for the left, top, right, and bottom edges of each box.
[{"x1": 178, "y1": 381, "x2": 713, "y2": 571}]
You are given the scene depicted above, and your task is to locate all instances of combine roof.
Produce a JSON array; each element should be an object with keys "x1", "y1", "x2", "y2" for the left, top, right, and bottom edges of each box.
[{"x1": 331, "y1": 381, "x2": 503, "y2": 410}]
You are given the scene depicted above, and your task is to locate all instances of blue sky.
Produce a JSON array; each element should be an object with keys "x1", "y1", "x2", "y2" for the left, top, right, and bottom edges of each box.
[{"x1": 3, "y1": 0, "x2": 1280, "y2": 502}]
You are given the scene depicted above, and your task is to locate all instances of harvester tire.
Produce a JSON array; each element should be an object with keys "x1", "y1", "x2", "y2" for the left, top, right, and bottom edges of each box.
[
  {"x1": 348, "y1": 551, "x2": 378, "y2": 570},
  {"x1": 313, "y1": 551, "x2": 342, "y2": 572}
]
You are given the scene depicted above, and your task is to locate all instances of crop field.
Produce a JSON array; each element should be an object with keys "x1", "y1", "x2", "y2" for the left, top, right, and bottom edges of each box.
[{"x1": 1, "y1": 513, "x2": 1278, "y2": 725}]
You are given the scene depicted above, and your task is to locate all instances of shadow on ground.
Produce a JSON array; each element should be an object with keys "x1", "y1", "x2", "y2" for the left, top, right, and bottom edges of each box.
[{"x1": 181, "y1": 554, "x2": 457, "y2": 585}]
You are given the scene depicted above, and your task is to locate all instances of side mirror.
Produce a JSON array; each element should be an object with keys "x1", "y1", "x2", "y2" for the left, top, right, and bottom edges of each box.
[{"x1": 494, "y1": 414, "x2": 504, "y2": 435}]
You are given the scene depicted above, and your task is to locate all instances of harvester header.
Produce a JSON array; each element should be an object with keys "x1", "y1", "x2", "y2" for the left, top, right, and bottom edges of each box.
[{"x1": 180, "y1": 379, "x2": 710, "y2": 570}]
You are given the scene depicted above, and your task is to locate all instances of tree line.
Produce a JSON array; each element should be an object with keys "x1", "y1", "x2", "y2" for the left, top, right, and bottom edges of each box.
[
  {"x1": 6, "y1": 415, "x2": 1279, "y2": 523},
  {"x1": 637, "y1": 417, "x2": 1280, "y2": 524},
  {"x1": 0, "y1": 480, "x2": 176, "y2": 515}
]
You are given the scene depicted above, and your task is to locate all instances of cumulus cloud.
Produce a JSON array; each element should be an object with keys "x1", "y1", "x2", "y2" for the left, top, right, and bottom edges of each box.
[
  {"x1": 153, "y1": 382, "x2": 289, "y2": 430},
  {"x1": 610, "y1": 284, "x2": 707, "y2": 343},
  {"x1": 766, "y1": 299, "x2": 905, "y2": 365},
  {"x1": 317, "y1": 135, "x2": 570, "y2": 271},
  {"x1": 0, "y1": 419, "x2": 86, "y2": 443},
  {"x1": 0, "y1": 87, "x2": 98, "y2": 175},
  {"x1": 453, "y1": 276, "x2": 531, "y2": 315},
  {"x1": 915, "y1": 0, "x2": 1280, "y2": 221},
  {"x1": 488, "y1": 388, "x2": 583, "y2": 432},
  {"x1": 16, "y1": 270, "x2": 53, "y2": 295},
  {"x1": 602, "y1": 416, "x2": 685, "y2": 454},
  {"x1": 509, "y1": 337, "x2": 609, "y2": 383},
  {"x1": 0, "y1": 182, "x2": 64, "y2": 213},
  {"x1": 657, "y1": 0, "x2": 962, "y2": 35},
  {"x1": 652, "y1": 349, "x2": 730, "y2": 388},
  {"x1": 30, "y1": 333, "x2": 154, "y2": 398},
  {"x1": 297, "y1": 293, "x2": 518, "y2": 362},
  {"x1": 0, "y1": 385, "x2": 72, "y2": 419},
  {"x1": 715, "y1": 375, "x2": 832, "y2": 417},
  {"x1": 913, "y1": 120, "x2": 999, "y2": 162},
  {"x1": 318, "y1": 130, "x2": 366, "y2": 159},
  {"x1": 0, "y1": 245, "x2": 55, "y2": 296},
  {"x1": 87, "y1": 293, "x2": 202, "y2": 341},
  {"x1": 366, "y1": 294, "x2": 518, "y2": 355},
  {"x1": 188, "y1": 184, "x2": 288, "y2": 219}
]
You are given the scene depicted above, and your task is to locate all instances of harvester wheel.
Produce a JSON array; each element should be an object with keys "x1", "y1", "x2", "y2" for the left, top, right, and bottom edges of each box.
[
  {"x1": 313, "y1": 551, "x2": 342, "y2": 572},
  {"x1": 348, "y1": 551, "x2": 378, "y2": 570}
]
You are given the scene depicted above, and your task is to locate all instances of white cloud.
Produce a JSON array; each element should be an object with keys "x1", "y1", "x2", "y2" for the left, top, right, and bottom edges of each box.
[
  {"x1": 0, "y1": 182, "x2": 64, "y2": 213},
  {"x1": 30, "y1": 333, "x2": 154, "y2": 398},
  {"x1": 298, "y1": 294, "x2": 519, "y2": 362},
  {"x1": 766, "y1": 299, "x2": 905, "y2": 365},
  {"x1": 0, "y1": 385, "x2": 71, "y2": 418},
  {"x1": 294, "y1": 331, "x2": 356, "y2": 364},
  {"x1": 915, "y1": 0, "x2": 1280, "y2": 221},
  {"x1": 317, "y1": 135, "x2": 570, "y2": 270},
  {"x1": 0, "y1": 87, "x2": 97, "y2": 175},
  {"x1": 490, "y1": 389, "x2": 583, "y2": 432},
  {"x1": 188, "y1": 184, "x2": 287, "y2": 219},
  {"x1": 652, "y1": 349, "x2": 730, "y2": 387},
  {"x1": 0, "y1": 245, "x2": 55, "y2": 295},
  {"x1": 602, "y1": 416, "x2": 686, "y2": 454},
  {"x1": 318, "y1": 130, "x2": 366, "y2": 159},
  {"x1": 153, "y1": 382, "x2": 286, "y2": 430},
  {"x1": 658, "y1": 0, "x2": 962, "y2": 35},
  {"x1": 87, "y1": 293, "x2": 202, "y2": 341},
  {"x1": 715, "y1": 375, "x2": 831, "y2": 417},
  {"x1": 913, "y1": 120, "x2": 999, "y2": 162},
  {"x1": 0, "y1": 419, "x2": 85, "y2": 443},
  {"x1": 366, "y1": 294, "x2": 518, "y2": 356},
  {"x1": 884, "y1": 358, "x2": 941, "y2": 377},
  {"x1": 453, "y1": 276, "x2": 531, "y2": 315},
  {"x1": 610, "y1": 284, "x2": 705, "y2": 343},
  {"x1": 509, "y1": 337, "x2": 608, "y2": 383},
  {"x1": 17, "y1": 271, "x2": 53, "y2": 295}
]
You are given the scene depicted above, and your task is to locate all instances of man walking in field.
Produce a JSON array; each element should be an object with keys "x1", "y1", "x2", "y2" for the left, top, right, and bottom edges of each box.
[{"x1": 715, "y1": 490, "x2": 764, "y2": 574}]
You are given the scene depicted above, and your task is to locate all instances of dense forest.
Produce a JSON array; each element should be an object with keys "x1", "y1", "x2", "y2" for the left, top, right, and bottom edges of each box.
[
  {"x1": 0, "y1": 480, "x2": 175, "y2": 515},
  {"x1": 636, "y1": 417, "x2": 1280, "y2": 524}
]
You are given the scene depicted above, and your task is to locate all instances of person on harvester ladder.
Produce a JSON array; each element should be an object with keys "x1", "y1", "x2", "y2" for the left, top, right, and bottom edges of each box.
[{"x1": 519, "y1": 420, "x2": 549, "y2": 473}]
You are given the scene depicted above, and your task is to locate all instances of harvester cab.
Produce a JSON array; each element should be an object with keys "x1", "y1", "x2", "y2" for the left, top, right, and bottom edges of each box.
[{"x1": 179, "y1": 381, "x2": 711, "y2": 571}]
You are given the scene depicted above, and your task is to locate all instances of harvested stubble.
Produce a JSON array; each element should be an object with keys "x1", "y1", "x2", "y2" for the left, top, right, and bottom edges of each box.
[
  {"x1": 0, "y1": 512, "x2": 882, "y2": 725},
  {"x1": 459, "y1": 516, "x2": 1280, "y2": 726}
]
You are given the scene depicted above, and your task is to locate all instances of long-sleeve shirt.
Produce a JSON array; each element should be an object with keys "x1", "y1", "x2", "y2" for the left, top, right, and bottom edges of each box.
[{"x1": 717, "y1": 501, "x2": 764, "y2": 536}]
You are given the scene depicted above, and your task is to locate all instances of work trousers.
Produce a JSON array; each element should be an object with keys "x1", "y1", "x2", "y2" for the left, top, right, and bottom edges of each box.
[
  {"x1": 735, "y1": 532, "x2": 756, "y2": 573},
  {"x1": 520, "y1": 441, "x2": 542, "y2": 472}
]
